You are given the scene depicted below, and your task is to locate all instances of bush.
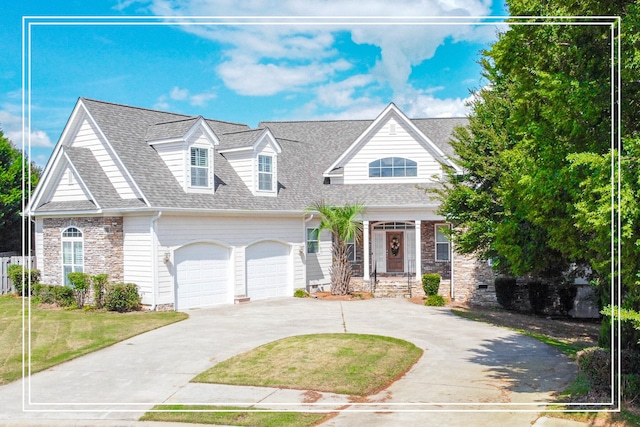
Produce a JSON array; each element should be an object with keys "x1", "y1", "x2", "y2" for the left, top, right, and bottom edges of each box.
[
  {"x1": 424, "y1": 295, "x2": 446, "y2": 307},
  {"x1": 576, "y1": 347, "x2": 611, "y2": 393},
  {"x1": 91, "y1": 274, "x2": 109, "y2": 309},
  {"x1": 494, "y1": 277, "x2": 517, "y2": 310},
  {"x1": 557, "y1": 282, "x2": 578, "y2": 315},
  {"x1": 293, "y1": 289, "x2": 309, "y2": 298},
  {"x1": 527, "y1": 281, "x2": 549, "y2": 315},
  {"x1": 7, "y1": 264, "x2": 40, "y2": 296},
  {"x1": 32, "y1": 284, "x2": 74, "y2": 307},
  {"x1": 422, "y1": 273, "x2": 441, "y2": 296},
  {"x1": 104, "y1": 283, "x2": 141, "y2": 312},
  {"x1": 67, "y1": 272, "x2": 91, "y2": 308}
]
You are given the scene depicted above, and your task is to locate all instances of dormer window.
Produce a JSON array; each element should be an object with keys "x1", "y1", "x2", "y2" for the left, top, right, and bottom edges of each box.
[
  {"x1": 190, "y1": 147, "x2": 209, "y2": 187},
  {"x1": 258, "y1": 155, "x2": 273, "y2": 191},
  {"x1": 369, "y1": 157, "x2": 417, "y2": 178}
]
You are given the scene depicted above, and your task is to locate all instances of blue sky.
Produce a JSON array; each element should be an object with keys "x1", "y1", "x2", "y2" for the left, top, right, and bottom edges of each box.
[{"x1": 1, "y1": 1, "x2": 508, "y2": 167}]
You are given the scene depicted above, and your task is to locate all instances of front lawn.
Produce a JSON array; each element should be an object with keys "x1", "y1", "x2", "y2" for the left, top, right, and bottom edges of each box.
[
  {"x1": 0, "y1": 294, "x2": 188, "y2": 385},
  {"x1": 192, "y1": 333, "x2": 423, "y2": 396}
]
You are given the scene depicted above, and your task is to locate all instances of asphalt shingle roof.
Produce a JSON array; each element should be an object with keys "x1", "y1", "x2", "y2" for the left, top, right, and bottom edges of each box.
[{"x1": 35, "y1": 98, "x2": 466, "y2": 214}]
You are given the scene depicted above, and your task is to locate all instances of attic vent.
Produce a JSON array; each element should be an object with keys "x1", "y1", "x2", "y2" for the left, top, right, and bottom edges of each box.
[{"x1": 389, "y1": 123, "x2": 396, "y2": 135}]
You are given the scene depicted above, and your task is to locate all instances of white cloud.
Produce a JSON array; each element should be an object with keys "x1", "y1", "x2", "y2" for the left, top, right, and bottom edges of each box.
[
  {"x1": 155, "y1": 87, "x2": 218, "y2": 109},
  {"x1": 396, "y1": 88, "x2": 474, "y2": 118},
  {"x1": 0, "y1": 109, "x2": 53, "y2": 148},
  {"x1": 170, "y1": 86, "x2": 189, "y2": 100},
  {"x1": 217, "y1": 56, "x2": 351, "y2": 96},
  {"x1": 126, "y1": 0, "x2": 494, "y2": 97}
]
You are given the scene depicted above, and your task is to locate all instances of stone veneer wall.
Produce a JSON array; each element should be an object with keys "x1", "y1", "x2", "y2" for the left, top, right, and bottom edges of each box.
[
  {"x1": 453, "y1": 252, "x2": 498, "y2": 306},
  {"x1": 42, "y1": 217, "x2": 124, "y2": 285}
]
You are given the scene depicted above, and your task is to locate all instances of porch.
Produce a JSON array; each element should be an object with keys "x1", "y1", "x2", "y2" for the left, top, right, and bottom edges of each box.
[{"x1": 350, "y1": 220, "x2": 453, "y2": 298}]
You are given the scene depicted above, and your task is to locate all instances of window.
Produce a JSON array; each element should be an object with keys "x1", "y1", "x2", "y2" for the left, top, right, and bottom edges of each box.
[
  {"x1": 62, "y1": 227, "x2": 83, "y2": 286},
  {"x1": 306, "y1": 228, "x2": 319, "y2": 254},
  {"x1": 435, "y1": 224, "x2": 450, "y2": 262},
  {"x1": 258, "y1": 155, "x2": 273, "y2": 191},
  {"x1": 369, "y1": 157, "x2": 417, "y2": 177},
  {"x1": 346, "y1": 237, "x2": 356, "y2": 262},
  {"x1": 190, "y1": 147, "x2": 208, "y2": 187}
]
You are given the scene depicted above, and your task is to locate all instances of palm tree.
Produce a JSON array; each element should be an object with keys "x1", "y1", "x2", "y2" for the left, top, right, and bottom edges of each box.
[{"x1": 307, "y1": 201, "x2": 365, "y2": 295}]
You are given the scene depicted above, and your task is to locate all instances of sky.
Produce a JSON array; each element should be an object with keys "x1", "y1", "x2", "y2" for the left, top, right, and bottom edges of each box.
[{"x1": 1, "y1": 1, "x2": 508, "y2": 168}]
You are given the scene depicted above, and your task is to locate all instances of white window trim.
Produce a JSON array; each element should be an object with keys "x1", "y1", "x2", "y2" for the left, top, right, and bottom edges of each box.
[
  {"x1": 368, "y1": 157, "x2": 418, "y2": 178},
  {"x1": 189, "y1": 146, "x2": 210, "y2": 188},
  {"x1": 435, "y1": 223, "x2": 450, "y2": 262},
  {"x1": 256, "y1": 154, "x2": 276, "y2": 195},
  {"x1": 61, "y1": 226, "x2": 84, "y2": 286},
  {"x1": 306, "y1": 228, "x2": 319, "y2": 254},
  {"x1": 346, "y1": 236, "x2": 356, "y2": 262}
]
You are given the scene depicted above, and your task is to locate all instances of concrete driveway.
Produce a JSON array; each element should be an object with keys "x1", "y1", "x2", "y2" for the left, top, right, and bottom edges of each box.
[{"x1": 0, "y1": 298, "x2": 579, "y2": 426}]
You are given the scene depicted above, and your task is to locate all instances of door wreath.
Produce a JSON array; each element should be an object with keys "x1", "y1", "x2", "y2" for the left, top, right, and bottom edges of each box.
[{"x1": 390, "y1": 236, "x2": 400, "y2": 256}]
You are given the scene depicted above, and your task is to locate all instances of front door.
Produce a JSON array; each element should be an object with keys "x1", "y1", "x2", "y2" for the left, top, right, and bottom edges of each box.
[{"x1": 386, "y1": 231, "x2": 404, "y2": 272}]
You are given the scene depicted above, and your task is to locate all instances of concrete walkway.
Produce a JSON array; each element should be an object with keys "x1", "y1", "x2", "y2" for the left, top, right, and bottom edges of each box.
[{"x1": 0, "y1": 298, "x2": 586, "y2": 426}]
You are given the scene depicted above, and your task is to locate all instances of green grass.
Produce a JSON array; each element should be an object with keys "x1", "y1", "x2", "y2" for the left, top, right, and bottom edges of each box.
[
  {"x1": 193, "y1": 333, "x2": 423, "y2": 396},
  {"x1": 0, "y1": 294, "x2": 188, "y2": 385},
  {"x1": 140, "y1": 405, "x2": 328, "y2": 427}
]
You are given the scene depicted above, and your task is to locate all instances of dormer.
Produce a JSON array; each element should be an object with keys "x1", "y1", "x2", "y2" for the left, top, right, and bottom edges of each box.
[
  {"x1": 322, "y1": 103, "x2": 462, "y2": 185},
  {"x1": 146, "y1": 117, "x2": 219, "y2": 194},
  {"x1": 218, "y1": 128, "x2": 282, "y2": 197}
]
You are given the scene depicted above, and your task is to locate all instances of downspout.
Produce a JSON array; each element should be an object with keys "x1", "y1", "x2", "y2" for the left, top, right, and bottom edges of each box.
[
  {"x1": 302, "y1": 213, "x2": 314, "y2": 291},
  {"x1": 450, "y1": 238, "x2": 455, "y2": 301},
  {"x1": 150, "y1": 211, "x2": 162, "y2": 311}
]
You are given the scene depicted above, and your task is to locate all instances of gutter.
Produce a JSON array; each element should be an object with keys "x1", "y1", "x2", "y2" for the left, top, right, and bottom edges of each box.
[
  {"x1": 450, "y1": 239, "x2": 455, "y2": 301},
  {"x1": 150, "y1": 211, "x2": 162, "y2": 310}
]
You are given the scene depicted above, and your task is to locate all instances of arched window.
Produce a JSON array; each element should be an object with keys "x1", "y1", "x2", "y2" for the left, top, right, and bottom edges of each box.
[
  {"x1": 62, "y1": 227, "x2": 83, "y2": 286},
  {"x1": 369, "y1": 157, "x2": 417, "y2": 177}
]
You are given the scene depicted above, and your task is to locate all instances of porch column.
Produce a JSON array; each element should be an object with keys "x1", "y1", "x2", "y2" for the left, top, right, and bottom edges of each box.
[
  {"x1": 415, "y1": 220, "x2": 421, "y2": 281},
  {"x1": 363, "y1": 220, "x2": 370, "y2": 279}
]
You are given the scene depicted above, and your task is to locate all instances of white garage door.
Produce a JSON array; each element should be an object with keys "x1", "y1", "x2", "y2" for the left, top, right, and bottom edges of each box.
[
  {"x1": 175, "y1": 243, "x2": 230, "y2": 309},
  {"x1": 246, "y1": 241, "x2": 291, "y2": 300}
]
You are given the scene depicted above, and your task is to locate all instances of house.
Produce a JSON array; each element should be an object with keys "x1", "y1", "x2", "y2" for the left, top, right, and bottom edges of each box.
[{"x1": 27, "y1": 98, "x2": 496, "y2": 310}]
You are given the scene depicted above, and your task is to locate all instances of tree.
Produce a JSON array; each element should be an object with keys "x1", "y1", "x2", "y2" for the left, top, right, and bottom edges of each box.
[
  {"x1": 0, "y1": 128, "x2": 40, "y2": 253},
  {"x1": 307, "y1": 201, "x2": 364, "y2": 295},
  {"x1": 434, "y1": 1, "x2": 640, "y2": 349}
]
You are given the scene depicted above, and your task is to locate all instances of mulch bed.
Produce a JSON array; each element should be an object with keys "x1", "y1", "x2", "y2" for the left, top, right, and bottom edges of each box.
[{"x1": 311, "y1": 292, "x2": 374, "y2": 301}]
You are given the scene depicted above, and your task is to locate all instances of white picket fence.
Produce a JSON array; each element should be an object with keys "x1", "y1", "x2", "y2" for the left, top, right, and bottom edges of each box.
[{"x1": 1, "y1": 256, "x2": 36, "y2": 294}]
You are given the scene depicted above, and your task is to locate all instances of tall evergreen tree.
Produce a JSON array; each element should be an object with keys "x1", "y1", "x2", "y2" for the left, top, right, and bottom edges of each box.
[
  {"x1": 0, "y1": 129, "x2": 40, "y2": 253},
  {"x1": 434, "y1": 0, "x2": 640, "y2": 348}
]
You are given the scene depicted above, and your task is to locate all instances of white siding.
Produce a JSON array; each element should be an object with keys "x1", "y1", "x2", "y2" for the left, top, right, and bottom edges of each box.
[
  {"x1": 342, "y1": 117, "x2": 442, "y2": 184},
  {"x1": 70, "y1": 118, "x2": 141, "y2": 199},
  {"x1": 50, "y1": 167, "x2": 90, "y2": 202},
  {"x1": 305, "y1": 220, "x2": 332, "y2": 288},
  {"x1": 123, "y1": 215, "x2": 153, "y2": 304},
  {"x1": 155, "y1": 214, "x2": 305, "y2": 304},
  {"x1": 224, "y1": 151, "x2": 253, "y2": 191},
  {"x1": 153, "y1": 142, "x2": 185, "y2": 188}
]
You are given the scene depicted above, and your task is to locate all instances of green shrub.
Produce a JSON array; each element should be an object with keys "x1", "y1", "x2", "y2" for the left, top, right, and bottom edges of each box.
[
  {"x1": 104, "y1": 283, "x2": 141, "y2": 312},
  {"x1": 576, "y1": 347, "x2": 611, "y2": 393},
  {"x1": 422, "y1": 273, "x2": 441, "y2": 296},
  {"x1": 424, "y1": 295, "x2": 446, "y2": 307},
  {"x1": 91, "y1": 274, "x2": 109, "y2": 309},
  {"x1": 557, "y1": 282, "x2": 578, "y2": 315},
  {"x1": 293, "y1": 289, "x2": 309, "y2": 298},
  {"x1": 622, "y1": 373, "x2": 640, "y2": 403},
  {"x1": 67, "y1": 272, "x2": 91, "y2": 308},
  {"x1": 32, "y1": 284, "x2": 75, "y2": 307},
  {"x1": 494, "y1": 277, "x2": 517, "y2": 310},
  {"x1": 527, "y1": 281, "x2": 549, "y2": 315},
  {"x1": 7, "y1": 264, "x2": 40, "y2": 296}
]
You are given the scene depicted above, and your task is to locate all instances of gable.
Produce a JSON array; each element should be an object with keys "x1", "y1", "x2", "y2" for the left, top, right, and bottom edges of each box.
[
  {"x1": 323, "y1": 104, "x2": 461, "y2": 185},
  {"x1": 49, "y1": 165, "x2": 91, "y2": 203},
  {"x1": 67, "y1": 105, "x2": 144, "y2": 201}
]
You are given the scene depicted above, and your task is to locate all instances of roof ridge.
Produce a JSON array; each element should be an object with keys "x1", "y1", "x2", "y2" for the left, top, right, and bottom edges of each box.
[
  {"x1": 221, "y1": 128, "x2": 265, "y2": 136},
  {"x1": 259, "y1": 118, "x2": 374, "y2": 125},
  {"x1": 151, "y1": 116, "x2": 201, "y2": 126},
  {"x1": 80, "y1": 97, "x2": 193, "y2": 118}
]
